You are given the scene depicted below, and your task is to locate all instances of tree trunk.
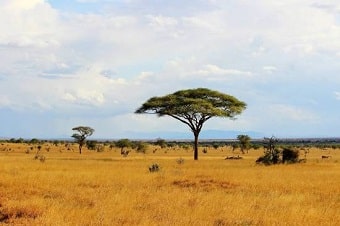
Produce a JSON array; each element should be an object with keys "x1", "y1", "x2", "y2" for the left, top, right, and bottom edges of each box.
[
  {"x1": 194, "y1": 132, "x2": 199, "y2": 160},
  {"x1": 79, "y1": 144, "x2": 82, "y2": 154}
]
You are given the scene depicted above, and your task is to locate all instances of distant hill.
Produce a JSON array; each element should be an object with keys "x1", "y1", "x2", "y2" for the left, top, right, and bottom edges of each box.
[{"x1": 119, "y1": 130, "x2": 265, "y2": 140}]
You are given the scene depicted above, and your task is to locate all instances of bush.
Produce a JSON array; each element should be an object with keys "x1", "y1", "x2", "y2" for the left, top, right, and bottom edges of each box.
[
  {"x1": 256, "y1": 149, "x2": 280, "y2": 165},
  {"x1": 256, "y1": 138, "x2": 300, "y2": 165},
  {"x1": 136, "y1": 142, "x2": 148, "y2": 153},
  {"x1": 155, "y1": 139, "x2": 167, "y2": 148},
  {"x1": 149, "y1": 163, "x2": 160, "y2": 172},
  {"x1": 86, "y1": 140, "x2": 97, "y2": 150},
  {"x1": 282, "y1": 148, "x2": 299, "y2": 163},
  {"x1": 256, "y1": 136, "x2": 280, "y2": 165}
]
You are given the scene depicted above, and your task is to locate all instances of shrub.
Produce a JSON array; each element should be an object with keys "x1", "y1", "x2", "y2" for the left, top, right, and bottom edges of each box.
[
  {"x1": 282, "y1": 148, "x2": 299, "y2": 163},
  {"x1": 155, "y1": 139, "x2": 167, "y2": 148},
  {"x1": 149, "y1": 163, "x2": 160, "y2": 172},
  {"x1": 136, "y1": 142, "x2": 148, "y2": 154},
  {"x1": 212, "y1": 143, "x2": 220, "y2": 149},
  {"x1": 256, "y1": 149, "x2": 280, "y2": 165},
  {"x1": 86, "y1": 140, "x2": 97, "y2": 150},
  {"x1": 256, "y1": 137, "x2": 301, "y2": 165},
  {"x1": 256, "y1": 136, "x2": 280, "y2": 165}
]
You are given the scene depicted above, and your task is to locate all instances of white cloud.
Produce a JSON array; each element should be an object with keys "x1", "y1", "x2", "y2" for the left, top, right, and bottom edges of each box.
[
  {"x1": 194, "y1": 64, "x2": 252, "y2": 77},
  {"x1": 269, "y1": 104, "x2": 318, "y2": 121},
  {"x1": 147, "y1": 15, "x2": 178, "y2": 28},
  {"x1": 3, "y1": 0, "x2": 44, "y2": 11},
  {"x1": 0, "y1": 0, "x2": 59, "y2": 47},
  {"x1": 335, "y1": 91, "x2": 340, "y2": 100},
  {"x1": 0, "y1": 95, "x2": 11, "y2": 108},
  {"x1": 263, "y1": 66, "x2": 277, "y2": 74},
  {"x1": 63, "y1": 90, "x2": 105, "y2": 106}
]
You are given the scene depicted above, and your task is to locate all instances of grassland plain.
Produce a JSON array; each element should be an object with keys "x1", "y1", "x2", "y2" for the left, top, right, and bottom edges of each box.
[{"x1": 0, "y1": 143, "x2": 339, "y2": 225}]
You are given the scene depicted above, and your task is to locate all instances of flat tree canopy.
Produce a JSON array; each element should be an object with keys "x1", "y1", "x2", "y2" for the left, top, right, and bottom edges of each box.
[
  {"x1": 71, "y1": 126, "x2": 95, "y2": 154},
  {"x1": 135, "y1": 88, "x2": 246, "y2": 160}
]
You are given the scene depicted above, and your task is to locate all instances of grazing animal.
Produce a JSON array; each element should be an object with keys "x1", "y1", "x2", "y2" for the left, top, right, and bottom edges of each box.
[
  {"x1": 321, "y1": 155, "x2": 332, "y2": 159},
  {"x1": 225, "y1": 155, "x2": 243, "y2": 160}
]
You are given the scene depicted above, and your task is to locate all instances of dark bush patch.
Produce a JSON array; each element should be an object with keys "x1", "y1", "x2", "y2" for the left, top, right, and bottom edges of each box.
[
  {"x1": 282, "y1": 148, "x2": 299, "y2": 163},
  {"x1": 149, "y1": 163, "x2": 160, "y2": 172}
]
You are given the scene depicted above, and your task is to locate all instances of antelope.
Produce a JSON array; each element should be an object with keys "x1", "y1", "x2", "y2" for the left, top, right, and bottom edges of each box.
[{"x1": 321, "y1": 155, "x2": 332, "y2": 159}]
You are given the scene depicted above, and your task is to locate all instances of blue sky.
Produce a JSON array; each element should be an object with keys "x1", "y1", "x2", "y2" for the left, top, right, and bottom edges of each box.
[{"x1": 0, "y1": 0, "x2": 339, "y2": 139}]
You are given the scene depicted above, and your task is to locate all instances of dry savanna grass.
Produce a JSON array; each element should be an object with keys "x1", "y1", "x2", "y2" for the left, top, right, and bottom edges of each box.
[{"x1": 0, "y1": 142, "x2": 339, "y2": 225}]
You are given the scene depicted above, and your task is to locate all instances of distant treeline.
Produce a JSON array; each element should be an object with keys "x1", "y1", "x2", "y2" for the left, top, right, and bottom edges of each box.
[{"x1": 1, "y1": 137, "x2": 340, "y2": 150}]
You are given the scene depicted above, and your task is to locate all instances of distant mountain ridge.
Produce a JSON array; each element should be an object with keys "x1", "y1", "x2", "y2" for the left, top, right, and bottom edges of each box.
[{"x1": 119, "y1": 130, "x2": 265, "y2": 140}]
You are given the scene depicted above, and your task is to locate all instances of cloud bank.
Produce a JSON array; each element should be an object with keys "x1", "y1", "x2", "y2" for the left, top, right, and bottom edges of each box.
[{"x1": 0, "y1": 0, "x2": 339, "y2": 138}]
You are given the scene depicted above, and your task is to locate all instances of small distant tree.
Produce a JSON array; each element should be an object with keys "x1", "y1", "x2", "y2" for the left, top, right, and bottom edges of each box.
[
  {"x1": 116, "y1": 139, "x2": 132, "y2": 155},
  {"x1": 71, "y1": 126, "x2": 95, "y2": 154},
  {"x1": 155, "y1": 138, "x2": 167, "y2": 148},
  {"x1": 136, "y1": 141, "x2": 148, "y2": 154},
  {"x1": 256, "y1": 136, "x2": 280, "y2": 165},
  {"x1": 237, "y1": 134, "x2": 251, "y2": 154},
  {"x1": 212, "y1": 143, "x2": 220, "y2": 150},
  {"x1": 30, "y1": 138, "x2": 40, "y2": 144}
]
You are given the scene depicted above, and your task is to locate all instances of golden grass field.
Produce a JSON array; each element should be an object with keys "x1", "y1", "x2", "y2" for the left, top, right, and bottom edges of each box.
[{"x1": 0, "y1": 142, "x2": 339, "y2": 225}]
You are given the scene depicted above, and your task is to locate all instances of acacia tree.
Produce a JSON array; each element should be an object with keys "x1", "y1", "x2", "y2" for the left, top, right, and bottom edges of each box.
[
  {"x1": 71, "y1": 126, "x2": 95, "y2": 154},
  {"x1": 135, "y1": 88, "x2": 246, "y2": 160},
  {"x1": 237, "y1": 134, "x2": 251, "y2": 154},
  {"x1": 115, "y1": 139, "x2": 132, "y2": 155}
]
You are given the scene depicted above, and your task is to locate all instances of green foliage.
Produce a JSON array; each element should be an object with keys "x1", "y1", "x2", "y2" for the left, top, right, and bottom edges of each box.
[
  {"x1": 116, "y1": 139, "x2": 132, "y2": 149},
  {"x1": 135, "y1": 88, "x2": 246, "y2": 118},
  {"x1": 282, "y1": 148, "x2": 299, "y2": 164},
  {"x1": 135, "y1": 141, "x2": 148, "y2": 153},
  {"x1": 155, "y1": 138, "x2": 167, "y2": 148},
  {"x1": 116, "y1": 139, "x2": 132, "y2": 156},
  {"x1": 86, "y1": 140, "x2": 97, "y2": 150},
  {"x1": 30, "y1": 138, "x2": 40, "y2": 144},
  {"x1": 232, "y1": 143, "x2": 239, "y2": 152},
  {"x1": 212, "y1": 143, "x2": 220, "y2": 149},
  {"x1": 256, "y1": 136, "x2": 280, "y2": 165},
  {"x1": 251, "y1": 144, "x2": 262, "y2": 150},
  {"x1": 9, "y1": 138, "x2": 24, "y2": 143},
  {"x1": 256, "y1": 149, "x2": 281, "y2": 165},
  {"x1": 237, "y1": 134, "x2": 251, "y2": 153},
  {"x1": 256, "y1": 137, "x2": 300, "y2": 165}
]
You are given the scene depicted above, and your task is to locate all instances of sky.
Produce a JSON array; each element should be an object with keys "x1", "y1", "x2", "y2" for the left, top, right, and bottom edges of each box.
[{"x1": 0, "y1": 0, "x2": 339, "y2": 139}]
